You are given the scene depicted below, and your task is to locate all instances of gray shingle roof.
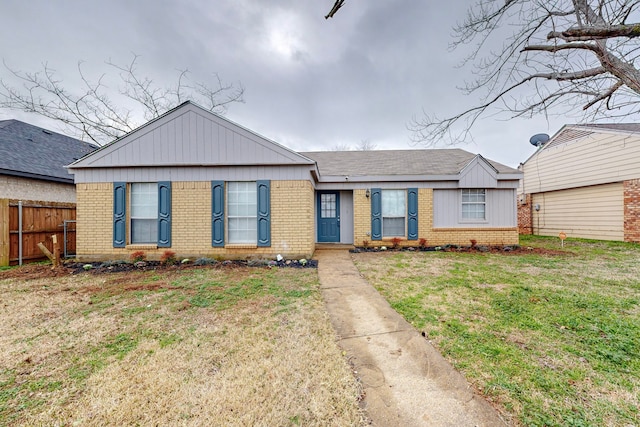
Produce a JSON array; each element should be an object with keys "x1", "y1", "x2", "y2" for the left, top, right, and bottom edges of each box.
[
  {"x1": 301, "y1": 149, "x2": 519, "y2": 177},
  {"x1": 0, "y1": 119, "x2": 97, "y2": 183}
]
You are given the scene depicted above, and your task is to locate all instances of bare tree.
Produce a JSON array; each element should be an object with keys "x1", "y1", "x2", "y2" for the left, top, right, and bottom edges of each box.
[
  {"x1": 330, "y1": 143, "x2": 353, "y2": 151},
  {"x1": 0, "y1": 55, "x2": 244, "y2": 145},
  {"x1": 327, "y1": 1, "x2": 640, "y2": 145},
  {"x1": 355, "y1": 139, "x2": 377, "y2": 150}
]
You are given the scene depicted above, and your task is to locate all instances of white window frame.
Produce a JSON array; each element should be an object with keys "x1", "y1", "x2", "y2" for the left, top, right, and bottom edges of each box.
[
  {"x1": 461, "y1": 188, "x2": 486, "y2": 222},
  {"x1": 227, "y1": 182, "x2": 257, "y2": 244},
  {"x1": 382, "y1": 189, "x2": 406, "y2": 237},
  {"x1": 130, "y1": 182, "x2": 158, "y2": 244}
]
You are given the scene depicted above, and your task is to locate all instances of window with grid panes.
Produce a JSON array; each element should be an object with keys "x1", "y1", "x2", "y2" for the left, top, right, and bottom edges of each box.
[
  {"x1": 382, "y1": 189, "x2": 406, "y2": 236},
  {"x1": 461, "y1": 188, "x2": 486, "y2": 220},
  {"x1": 130, "y1": 183, "x2": 158, "y2": 243},
  {"x1": 227, "y1": 182, "x2": 257, "y2": 243}
]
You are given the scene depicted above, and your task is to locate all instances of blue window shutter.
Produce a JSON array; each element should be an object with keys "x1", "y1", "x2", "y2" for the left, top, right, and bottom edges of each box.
[
  {"x1": 113, "y1": 182, "x2": 126, "y2": 248},
  {"x1": 371, "y1": 188, "x2": 382, "y2": 241},
  {"x1": 157, "y1": 181, "x2": 172, "y2": 247},
  {"x1": 211, "y1": 181, "x2": 225, "y2": 247},
  {"x1": 257, "y1": 180, "x2": 271, "y2": 247},
  {"x1": 407, "y1": 188, "x2": 418, "y2": 240}
]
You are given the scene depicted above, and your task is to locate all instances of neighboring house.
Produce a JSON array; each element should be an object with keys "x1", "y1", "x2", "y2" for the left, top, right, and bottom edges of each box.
[
  {"x1": 67, "y1": 101, "x2": 522, "y2": 262},
  {"x1": 0, "y1": 119, "x2": 97, "y2": 203},
  {"x1": 518, "y1": 123, "x2": 640, "y2": 242}
]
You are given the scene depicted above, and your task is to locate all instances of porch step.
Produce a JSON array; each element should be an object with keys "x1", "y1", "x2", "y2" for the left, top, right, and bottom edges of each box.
[{"x1": 315, "y1": 243, "x2": 355, "y2": 250}]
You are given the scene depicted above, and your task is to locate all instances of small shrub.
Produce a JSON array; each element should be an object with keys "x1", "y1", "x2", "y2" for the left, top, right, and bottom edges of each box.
[
  {"x1": 194, "y1": 257, "x2": 217, "y2": 266},
  {"x1": 160, "y1": 250, "x2": 177, "y2": 265},
  {"x1": 362, "y1": 240, "x2": 369, "y2": 248},
  {"x1": 129, "y1": 251, "x2": 146, "y2": 263},
  {"x1": 418, "y1": 238, "x2": 427, "y2": 248},
  {"x1": 83, "y1": 264, "x2": 93, "y2": 271},
  {"x1": 247, "y1": 258, "x2": 268, "y2": 267},
  {"x1": 470, "y1": 239, "x2": 477, "y2": 248},
  {"x1": 391, "y1": 237, "x2": 402, "y2": 249}
]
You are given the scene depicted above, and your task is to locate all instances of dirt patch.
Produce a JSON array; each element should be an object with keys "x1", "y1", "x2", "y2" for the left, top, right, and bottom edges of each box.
[{"x1": 0, "y1": 264, "x2": 69, "y2": 280}]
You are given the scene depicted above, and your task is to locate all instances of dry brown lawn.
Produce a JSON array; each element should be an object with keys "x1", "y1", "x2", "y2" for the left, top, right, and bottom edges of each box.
[{"x1": 0, "y1": 265, "x2": 366, "y2": 426}]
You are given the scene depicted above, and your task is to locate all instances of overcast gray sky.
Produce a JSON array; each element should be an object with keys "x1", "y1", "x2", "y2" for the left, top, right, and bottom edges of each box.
[{"x1": 0, "y1": 1, "x2": 568, "y2": 167}]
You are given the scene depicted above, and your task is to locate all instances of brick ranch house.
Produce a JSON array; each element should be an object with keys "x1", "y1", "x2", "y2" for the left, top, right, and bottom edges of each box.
[
  {"x1": 67, "y1": 101, "x2": 522, "y2": 262},
  {"x1": 518, "y1": 124, "x2": 640, "y2": 243}
]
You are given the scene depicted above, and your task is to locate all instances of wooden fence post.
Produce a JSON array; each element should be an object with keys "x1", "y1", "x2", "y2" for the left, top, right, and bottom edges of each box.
[
  {"x1": 0, "y1": 199, "x2": 8, "y2": 266},
  {"x1": 52, "y1": 234, "x2": 60, "y2": 268}
]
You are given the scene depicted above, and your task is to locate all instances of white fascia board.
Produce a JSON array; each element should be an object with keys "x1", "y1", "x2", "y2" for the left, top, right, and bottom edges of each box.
[
  {"x1": 316, "y1": 172, "x2": 522, "y2": 183},
  {"x1": 316, "y1": 174, "x2": 459, "y2": 183}
]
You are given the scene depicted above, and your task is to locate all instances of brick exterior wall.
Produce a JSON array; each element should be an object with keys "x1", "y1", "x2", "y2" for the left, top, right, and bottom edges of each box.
[
  {"x1": 353, "y1": 187, "x2": 518, "y2": 247},
  {"x1": 427, "y1": 228, "x2": 519, "y2": 246},
  {"x1": 76, "y1": 183, "x2": 118, "y2": 260},
  {"x1": 77, "y1": 181, "x2": 520, "y2": 261},
  {"x1": 0, "y1": 175, "x2": 77, "y2": 203},
  {"x1": 75, "y1": 180, "x2": 315, "y2": 262},
  {"x1": 353, "y1": 189, "x2": 371, "y2": 246},
  {"x1": 624, "y1": 179, "x2": 640, "y2": 243},
  {"x1": 517, "y1": 193, "x2": 533, "y2": 235}
]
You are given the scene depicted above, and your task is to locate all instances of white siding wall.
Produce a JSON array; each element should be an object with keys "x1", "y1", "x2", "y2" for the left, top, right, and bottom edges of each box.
[
  {"x1": 523, "y1": 131, "x2": 640, "y2": 193},
  {"x1": 531, "y1": 183, "x2": 623, "y2": 241},
  {"x1": 433, "y1": 188, "x2": 517, "y2": 228}
]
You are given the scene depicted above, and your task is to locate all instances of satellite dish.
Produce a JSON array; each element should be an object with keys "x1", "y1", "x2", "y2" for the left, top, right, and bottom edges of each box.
[{"x1": 529, "y1": 133, "x2": 550, "y2": 147}]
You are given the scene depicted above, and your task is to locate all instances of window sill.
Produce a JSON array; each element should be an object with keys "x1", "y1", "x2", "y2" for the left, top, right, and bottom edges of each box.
[
  {"x1": 126, "y1": 244, "x2": 158, "y2": 250},
  {"x1": 224, "y1": 244, "x2": 258, "y2": 249}
]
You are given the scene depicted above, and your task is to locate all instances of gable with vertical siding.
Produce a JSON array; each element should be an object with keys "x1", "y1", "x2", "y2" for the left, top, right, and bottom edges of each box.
[
  {"x1": 458, "y1": 155, "x2": 498, "y2": 188},
  {"x1": 69, "y1": 102, "x2": 315, "y2": 169}
]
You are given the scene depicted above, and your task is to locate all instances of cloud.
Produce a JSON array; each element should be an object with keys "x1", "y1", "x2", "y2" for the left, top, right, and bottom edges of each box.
[{"x1": 0, "y1": 1, "x2": 568, "y2": 166}]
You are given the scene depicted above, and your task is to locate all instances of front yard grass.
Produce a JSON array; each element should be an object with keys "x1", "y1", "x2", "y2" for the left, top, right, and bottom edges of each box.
[
  {"x1": 0, "y1": 266, "x2": 365, "y2": 426},
  {"x1": 353, "y1": 235, "x2": 639, "y2": 426}
]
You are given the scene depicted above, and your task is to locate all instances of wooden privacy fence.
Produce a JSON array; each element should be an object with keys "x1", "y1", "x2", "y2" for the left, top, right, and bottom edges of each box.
[{"x1": 0, "y1": 199, "x2": 76, "y2": 266}]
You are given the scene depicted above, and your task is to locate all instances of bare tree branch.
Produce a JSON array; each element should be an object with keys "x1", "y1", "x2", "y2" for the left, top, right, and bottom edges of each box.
[
  {"x1": 0, "y1": 54, "x2": 244, "y2": 145},
  {"x1": 410, "y1": 0, "x2": 640, "y2": 145},
  {"x1": 356, "y1": 139, "x2": 377, "y2": 150},
  {"x1": 549, "y1": 23, "x2": 640, "y2": 40},
  {"x1": 325, "y1": 0, "x2": 345, "y2": 19},
  {"x1": 331, "y1": 143, "x2": 352, "y2": 151}
]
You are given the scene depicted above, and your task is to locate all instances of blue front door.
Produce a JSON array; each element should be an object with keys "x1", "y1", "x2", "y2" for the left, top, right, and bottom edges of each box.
[{"x1": 317, "y1": 192, "x2": 340, "y2": 242}]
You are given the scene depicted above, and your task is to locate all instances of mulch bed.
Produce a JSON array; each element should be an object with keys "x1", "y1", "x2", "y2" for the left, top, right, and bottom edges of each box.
[
  {"x1": 351, "y1": 244, "x2": 568, "y2": 256},
  {"x1": 0, "y1": 258, "x2": 318, "y2": 280},
  {"x1": 66, "y1": 258, "x2": 318, "y2": 275}
]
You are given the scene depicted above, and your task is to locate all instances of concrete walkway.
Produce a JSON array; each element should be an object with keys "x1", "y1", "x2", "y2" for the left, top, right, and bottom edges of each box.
[{"x1": 315, "y1": 249, "x2": 507, "y2": 427}]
